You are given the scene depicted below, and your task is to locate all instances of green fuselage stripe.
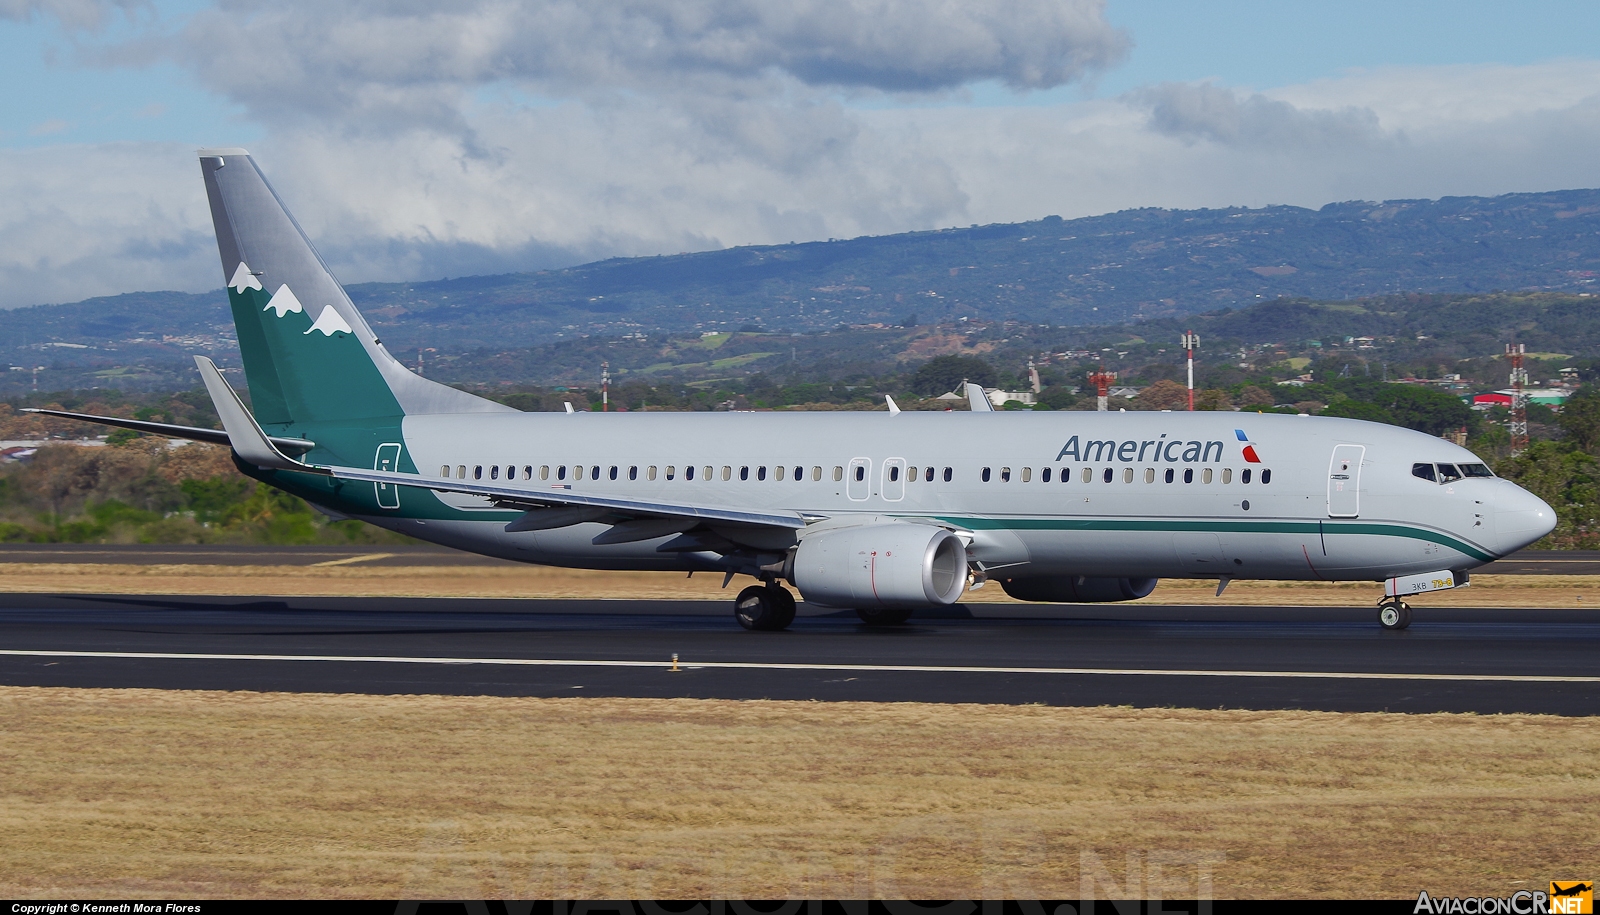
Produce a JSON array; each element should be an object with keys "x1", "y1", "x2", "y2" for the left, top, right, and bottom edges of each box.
[{"x1": 928, "y1": 515, "x2": 1497, "y2": 562}]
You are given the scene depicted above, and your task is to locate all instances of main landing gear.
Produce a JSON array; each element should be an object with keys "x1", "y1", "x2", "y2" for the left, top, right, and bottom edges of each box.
[
  {"x1": 1377, "y1": 596, "x2": 1412, "y2": 631},
  {"x1": 734, "y1": 583, "x2": 796, "y2": 631}
]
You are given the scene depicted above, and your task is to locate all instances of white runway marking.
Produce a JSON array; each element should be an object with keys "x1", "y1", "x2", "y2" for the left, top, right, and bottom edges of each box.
[{"x1": 0, "y1": 649, "x2": 1596, "y2": 683}]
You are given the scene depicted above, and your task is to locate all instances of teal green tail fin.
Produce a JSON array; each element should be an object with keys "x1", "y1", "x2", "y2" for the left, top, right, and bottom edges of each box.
[{"x1": 198, "y1": 148, "x2": 512, "y2": 429}]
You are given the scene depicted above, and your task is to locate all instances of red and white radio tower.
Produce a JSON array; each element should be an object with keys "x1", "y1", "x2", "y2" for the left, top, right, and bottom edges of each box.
[
  {"x1": 1181, "y1": 330, "x2": 1199, "y2": 411},
  {"x1": 1088, "y1": 365, "x2": 1118, "y2": 412},
  {"x1": 1506, "y1": 344, "x2": 1527, "y2": 454}
]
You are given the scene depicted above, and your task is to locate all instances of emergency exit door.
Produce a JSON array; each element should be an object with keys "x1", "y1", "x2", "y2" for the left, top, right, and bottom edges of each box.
[
  {"x1": 1327, "y1": 444, "x2": 1364, "y2": 518},
  {"x1": 374, "y1": 443, "x2": 402, "y2": 509}
]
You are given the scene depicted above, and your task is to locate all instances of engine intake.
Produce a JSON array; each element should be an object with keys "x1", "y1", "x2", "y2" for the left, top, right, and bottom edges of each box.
[
  {"x1": 1001, "y1": 576, "x2": 1159, "y2": 603},
  {"x1": 791, "y1": 523, "x2": 968, "y2": 609}
]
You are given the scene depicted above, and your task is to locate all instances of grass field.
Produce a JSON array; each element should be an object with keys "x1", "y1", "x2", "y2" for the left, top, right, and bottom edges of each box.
[
  {"x1": 0, "y1": 687, "x2": 1595, "y2": 899},
  {"x1": 0, "y1": 559, "x2": 1594, "y2": 608}
]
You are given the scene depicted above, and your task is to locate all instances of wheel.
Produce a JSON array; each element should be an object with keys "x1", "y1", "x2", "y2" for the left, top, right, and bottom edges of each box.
[
  {"x1": 1378, "y1": 600, "x2": 1412, "y2": 630},
  {"x1": 735, "y1": 584, "x2": 793, "y2": 631},
  {"x1": 766, "y1": 584, "x2": 797, "y2": 629},
  {"x1": 856, "y1": 606, "x2": 913, "y2": 626}
]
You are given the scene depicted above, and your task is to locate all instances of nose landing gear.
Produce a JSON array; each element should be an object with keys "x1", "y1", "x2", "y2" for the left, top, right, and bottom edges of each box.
[{"x1": 1377, "y1": 596, "x2": 1412, "y2": 630}]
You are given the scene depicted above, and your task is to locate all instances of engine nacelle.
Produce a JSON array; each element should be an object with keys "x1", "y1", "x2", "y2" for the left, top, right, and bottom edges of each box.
[
  {"x1": 1001, "y1": 576, "x2": 1159, "y2": 603},
  {"x1": 790, "y1": 523, "x2": 968, "y2": 609}
]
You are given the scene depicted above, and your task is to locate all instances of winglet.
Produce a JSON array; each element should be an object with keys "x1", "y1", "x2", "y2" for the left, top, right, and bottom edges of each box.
[
  {"x1": 965, "y1": 382, "x2": 994, "y2": 413},
  {"x1": 564, "y1": 402, "x2": 576, "y2": 414},
  {"x1": 886, "y1": 395, "x2": 901, "y2": 415},
  {"x1": 193, "y1": 355, "x2": 312, "y2": 471}
]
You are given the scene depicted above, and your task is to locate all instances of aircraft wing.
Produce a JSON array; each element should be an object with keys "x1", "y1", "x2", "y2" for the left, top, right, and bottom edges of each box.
[{"x1": 323, "y1": 464, "x2": 807, "y2": 530}]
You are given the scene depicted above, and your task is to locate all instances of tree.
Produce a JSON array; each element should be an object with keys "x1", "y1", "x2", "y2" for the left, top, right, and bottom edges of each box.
[
  {"x1": 1558, "y1": 385, "x2": 1600, "y2": 452},
  {"x1": 910, "y1": 355, "x2": 997, "y2": 396},
  {"x1": 1133, "y1": 380, "x2": 1187, "y2": 410}
]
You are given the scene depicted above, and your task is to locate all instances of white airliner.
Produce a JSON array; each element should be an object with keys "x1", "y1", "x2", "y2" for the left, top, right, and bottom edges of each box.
[{"x1": 30, "y1": 149, "x2": 1557, "y2": 631}]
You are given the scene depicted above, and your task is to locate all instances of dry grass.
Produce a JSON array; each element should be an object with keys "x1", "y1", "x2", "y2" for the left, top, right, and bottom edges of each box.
[
  {"x1": 0, "y1": 687, "x2": 1595, "y2": 899},
  {"x1": 0, "y1": 561, "x2": 1595, "y2": 608}
]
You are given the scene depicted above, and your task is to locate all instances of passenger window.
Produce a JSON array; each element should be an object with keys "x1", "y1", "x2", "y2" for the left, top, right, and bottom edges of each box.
[
  {"x1": 776, "y1": 465, "x2": 786, "y2": 481},
  {"x1": 1144, "y1": 467, "x2": 1155, "y2": 483},
  {"x1": 457, "y1": 465, "x2": 466, "y2": 479},
  {"x1": 539, "y1": 465, "x2": 549, "y2": 480},
  {"x1": 523, "y1": 466, "x2": 532, "y2": 480},
  {"x1": 758, "y1": 466, "x2": 767, "y2": 481},
  {"x1": 740, "y1": 466, "x2": 749, "y2": 481},
  {"x1": 1081, "y1": 467, "x2": 1092, "y2": 483},
  {"x1": 1102, "y1": 467, "x2": 1113, "y2": 483},
  {"x1": 1461, "y1": 463, "x2": 1494, "y2": 478},
  {"x1": 1001, "y1": 467, "x2": 1011, "y2": 482},
  {"x1": 888, "y1": 466, "x2": 900, "y2": 482},
  {"x1": 1203, "y1": 468, "x2": 1213, "y2": 484},
  {"x1": 907, "y1": 466, "x2": 917, "y2": 481},
  {"x1": 609, "y1": 466, "x2": 618, "y2": 480},
  {"x1": 853, "y1": 465, "x2": 864, "y2": 482},
  {"x1": 1042, "y1": 468, "x2": 1052, "y2": 483},
  {"x1": 506, "y1": 465, "x2": 515, "y2": 479},
  {"x1": 685, "y1": 466, "x2": 695, "y2": 480},
  {"x1": 666, "y1": 465, "x2": 676, "y2": 480},
  {"x1": 647, "y1": 466, "x2": 657, "y2": 481},
  {"x1": 1437, "y1": 464, "x2": 1462, "y2": 483},
  {"x1": 1165, "y1": 468, "x2": 1174, "y2": 483},
  {"x1": 557, "y1": 465, "x2": 567, "y2": 481},
  {"x1": 1021, "y1": 467, "x2": 1032, "y2": 483},
  {"x1": 490, "y1": 466, "x2": 499, "y2": 480},
  {"x1": 474, "y1": 465, "x2": 483, "y2": 480},
  {"x1": 1262, "y1": 469, "x2": 1272, "y2": 484},
  {"x1": 629, "y1": 466, "x2": 638, "y2": 480},
  {"x1": 573, "y1": 465, "x2": 583, "y2": 479},
  {"x1": 1242, "y1": 468, "x2": 1252, "y2": 484},
  {"x1": 982, "y1": 467, "x2": 992, "y2": 482},
  {"x1": 1222, "y1": 468, "x2": 1232, "y2": 484},
  {"x1": 706, "y1": 466, "x2": 714, "y2": 480},
  {"x1": 439, "y1": 465, "x2": 450, "y2": 478},
  {"x1": 1183, "y1": 468, "x2": 1193, "y2": 483},
  {"x1": 943, "y1": 467, "x2": 952, "y2": 482},
  {"x1": 1122, "y1": 467, "x2": 1133, "y2": 483},
  {"x1": 591, "y1": 466, "x2": 600, "y2": 480}
]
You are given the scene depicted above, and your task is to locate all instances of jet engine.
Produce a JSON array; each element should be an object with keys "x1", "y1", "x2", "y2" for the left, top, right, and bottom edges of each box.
[
  {"x1": 1001, "y1": 575, "x2": 1159, "y2": 603},
  {"x1": 789, "y1": 523, "x2": 968, "y2": 609}
]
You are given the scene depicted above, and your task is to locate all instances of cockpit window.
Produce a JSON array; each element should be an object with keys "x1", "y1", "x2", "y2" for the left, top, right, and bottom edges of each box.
[
  {"x1": 1412, "y1": 463, "x2": 1436, "y2": 482},
  {"x1": 1436, "y1": 464, "x2": 1463, "y2": 483},
  {"x1": 1460, "y1": 463, "x2": 1494, "y2": 478}
]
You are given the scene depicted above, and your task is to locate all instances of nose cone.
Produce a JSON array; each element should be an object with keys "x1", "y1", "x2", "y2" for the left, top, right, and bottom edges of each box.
[{"x1": 1493, "y1": 482, "x2": 1557, "y2": 555}]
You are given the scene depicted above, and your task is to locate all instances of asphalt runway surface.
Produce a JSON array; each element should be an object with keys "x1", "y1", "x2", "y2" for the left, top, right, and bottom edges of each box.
[{"x1": 1, "y1": 593, "x2": 1597, "y2": 715}]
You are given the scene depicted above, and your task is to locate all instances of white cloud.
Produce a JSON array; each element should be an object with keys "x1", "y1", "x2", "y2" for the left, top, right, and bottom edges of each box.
[
  {"x1": 0, "y1": 0, "x2": 145, "y2": 30},
  {"x1": 2, "y1": 0, "x2": 1600, "y2": 312}
]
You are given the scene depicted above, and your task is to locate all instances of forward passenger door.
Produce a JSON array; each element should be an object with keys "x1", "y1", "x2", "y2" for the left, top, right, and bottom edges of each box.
[{"x1": 1327, "y1": 445, "x2": 1364, "y2": 518}]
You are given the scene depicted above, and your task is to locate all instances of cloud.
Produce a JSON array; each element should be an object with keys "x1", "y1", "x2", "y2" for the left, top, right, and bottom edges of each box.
[
  {"x1": 1130, "y1": 81, "x2": 1385, "y2": 149},
  {"x1": 0, "y1": 0, "x2": 144, "y2": 30},
  {"x1": 109, "y1": 0, "x2": 1128, "y2": 135}
]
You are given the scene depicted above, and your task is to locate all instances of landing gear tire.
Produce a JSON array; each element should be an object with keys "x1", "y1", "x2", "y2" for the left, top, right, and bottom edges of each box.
[
  {"x1": 856, "y1": 606, "x2": 913, "y2": 626},
  {"x1": 735, "y1": 584, "x2": 795, "y2": 631},
  {"x1": 1377, "y1": 599, "x2": 1412, "y2": 631}
]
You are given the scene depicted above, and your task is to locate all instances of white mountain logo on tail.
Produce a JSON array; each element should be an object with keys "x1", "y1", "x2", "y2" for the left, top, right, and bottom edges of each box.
[
  {"x1": 229, "y1": 262, "x2": 263, "y2": 292},
  {"x1": 264, "y1": 284, "x2": 304, "y2": 317},
  {"x1": 305, "y1": 305, "x2": 353, "y2": 336}
]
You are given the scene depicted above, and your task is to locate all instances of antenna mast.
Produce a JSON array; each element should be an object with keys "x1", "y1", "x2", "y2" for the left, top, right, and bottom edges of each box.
[
  {"x1": 1088, "y1": 365, "x2": 1117, "y2": 412},
  {"x1": 1181, "y1": 330, "x2": 1199, "y2": 411},
  {"x1": 601, "y1": 361, "x2": 611, "y2": 413},
  {"x1": 1506, "y1": 344, "x2": 1528, "y2": 454}
]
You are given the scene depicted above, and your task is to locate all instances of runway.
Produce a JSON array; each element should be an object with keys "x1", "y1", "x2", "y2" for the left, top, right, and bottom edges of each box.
[{"x1": 1, "y1": 593, "x2": 1596, "y2": 714}]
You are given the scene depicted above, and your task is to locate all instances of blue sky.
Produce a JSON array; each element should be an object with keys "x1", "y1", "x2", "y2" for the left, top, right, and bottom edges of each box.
[{"x1": 1, "y1": 0, "x2": 1598, "y2": 307}]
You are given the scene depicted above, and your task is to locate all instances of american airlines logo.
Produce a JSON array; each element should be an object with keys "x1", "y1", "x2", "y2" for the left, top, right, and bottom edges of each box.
[
  {"x1": 1235, "y1": 428, "x2": 1263, "y2": 463},
  {"x1": 1054, "y1": 434, "x2": 1227, "y2": 464}
]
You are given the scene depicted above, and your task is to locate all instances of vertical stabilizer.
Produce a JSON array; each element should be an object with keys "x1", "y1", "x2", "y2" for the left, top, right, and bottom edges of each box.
[{"x1": 198, "y1": 149, "x2": 512, "y2": 426}]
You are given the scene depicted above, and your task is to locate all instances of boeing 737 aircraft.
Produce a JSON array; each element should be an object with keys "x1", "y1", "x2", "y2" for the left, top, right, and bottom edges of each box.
[{"x1": 29, "y1": 149, "x2": 1558, "y2": 631}]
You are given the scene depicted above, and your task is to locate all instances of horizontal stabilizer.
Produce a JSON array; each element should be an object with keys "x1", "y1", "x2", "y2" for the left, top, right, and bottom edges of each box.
[{"x1": 19, "y1": 408, "x2": 315, "y2": 454}]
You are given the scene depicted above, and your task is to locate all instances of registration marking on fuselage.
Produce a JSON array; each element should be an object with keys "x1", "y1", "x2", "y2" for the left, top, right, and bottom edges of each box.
[{"x1": 1, "y1": 649, "x2": 1596, "y2": 683}]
